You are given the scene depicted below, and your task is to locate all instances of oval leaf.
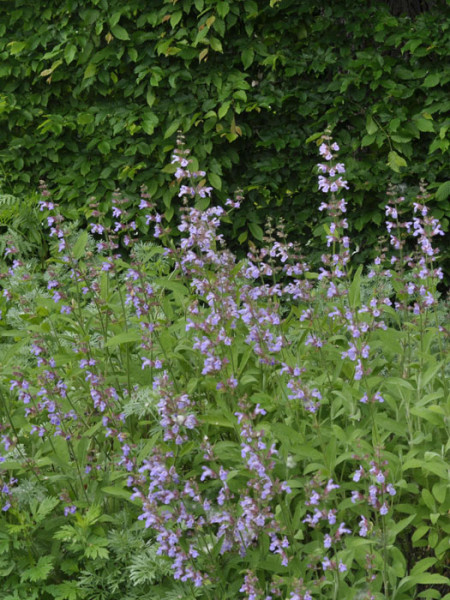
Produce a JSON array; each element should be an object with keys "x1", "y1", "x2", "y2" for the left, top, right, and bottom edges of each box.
[
  {"x1": 106, "y1": 331, "x2": 142, "y2": 348},
  {"x1": 72, "y1": 230, "x2": 88, "y2": 259},
  {"x1": 111, "y1": 24, "x2": 130, "y2": 40},
  {"x1": 388, "y1": 150, "x2": 407, "y2": 172}
]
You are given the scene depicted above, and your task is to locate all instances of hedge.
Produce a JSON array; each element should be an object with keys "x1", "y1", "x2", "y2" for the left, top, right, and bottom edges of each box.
[{"x1": 0, "y1": 0, "x2": 449, "y2": 267}]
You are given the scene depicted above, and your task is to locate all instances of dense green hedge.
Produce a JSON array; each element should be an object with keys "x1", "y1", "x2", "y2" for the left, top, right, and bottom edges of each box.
[{"x1": 0, "y1": 0, "x2": 449, "y2": 263}]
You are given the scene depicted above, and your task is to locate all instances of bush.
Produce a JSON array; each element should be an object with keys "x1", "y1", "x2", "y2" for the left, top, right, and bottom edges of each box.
[
  {"x1": 0, "y1": 0, "x2": 449, "y2": 266},
  {"x1": 0, "y1": 134, "x2": 449, "y2": 599}
]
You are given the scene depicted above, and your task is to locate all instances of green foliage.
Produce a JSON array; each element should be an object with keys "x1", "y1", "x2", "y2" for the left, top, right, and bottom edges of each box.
[
  {"x1": 0, "y1": 190, "x2": 47, "y2": 262},
  {"x1": 0, "y1": 0, "x2": 449, "y2": 266},
  {"x1": 0, "y1": 140, "x2": 449, "y2": 598}
]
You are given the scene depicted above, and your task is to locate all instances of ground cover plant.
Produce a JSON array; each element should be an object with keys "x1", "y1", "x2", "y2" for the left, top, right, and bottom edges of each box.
[{"x1": 0, "y1": 132, "x2": 449, "y2": 600}]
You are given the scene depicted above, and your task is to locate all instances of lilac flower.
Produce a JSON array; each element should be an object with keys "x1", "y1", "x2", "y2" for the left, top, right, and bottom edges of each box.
[
  {"x1": 361, "y1": 344, "x2": 370, "y2": 359},
  {"x1": 386, "y1": 483, "x2": 396, "y2": 496},
  {"x1": 90, "y1": 223, "x2": 104, "y2": 234},
  {"x1": 341, "y1": 343, "x2": 357, "y2": 361},
  {"x1": 351, "y1": 490, "x2": 361, "y2": 503},
  {"x1": 318, "y1": 176, "x2": 331, "y2": 193},
  {"x1": 324, "y1": 479, "x2": 340, "y2": 494},
  {"x1": 327, "y1": 509, "x2": 337, "y2": 524},
  {"x1": 358, "y1": 516, "x2": 369, "y2": 537},
  {"x1": 338, "y1": 561, "x2": 347, "y2": 573},
  {"x1": 240, "y1": 571, "x2": 262, "y2": 600},
  {"x1": 327, "y1": 282, "x2": 338, "y2": 298},
  {"x1": 336, "y1": 522, "x2": 351, "y2": 536},
  {"x1": 80, "y1": 358, "x2": 96, "y2": 369},
  {"x1": 1, "y1": 436, "x2": 12, "y2": 451},
  {"x1": 353, "y1": 466, "x2": 364, "y2": 482},
  {"x1": 303, "y1": 508, "x2": 322, "y2": 526},
  {"x1": 379, "y1": 502, "x2": 389, "y2": 515},
  {"x1": 354, "y1": 360, "x2": 364, "y2": 381}
]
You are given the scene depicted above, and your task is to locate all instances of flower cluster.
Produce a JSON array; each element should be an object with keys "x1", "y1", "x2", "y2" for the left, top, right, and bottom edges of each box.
[
  {"x1": 351, "y1": 458, "x2": 396, "y2": 522},
  {"x1": 302, "y1": 477, "x2": 350, "y2": 575},
  {"x1": 0, "y1": 476, "x2": 17, "y2": 512}
]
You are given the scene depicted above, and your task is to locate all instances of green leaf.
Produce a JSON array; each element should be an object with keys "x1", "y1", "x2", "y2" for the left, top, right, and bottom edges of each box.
[
  {"x1": 217, "y1": 1, "x2": 230, "y2": 17},
  {"x1": 34, "y1": 497, "x2": 60, "y2": 523},
  {"x1": 109, "y1": 11, "x2": 121, "y2": 27},
  {"x1": 97, "y1": 141, "x2": 110, "y2": 154},
  {"x1": 248, "y1": 222, "x2": 264, "y2": 241},
  {"x1": 46, "y1": 581, "x2": 81, "y2": 600},
  {"x1": 218, "y1": 101, "x2": 231, "y2": 119},
  {"x1": 421, "y1": 488, "x2": 436, "y2": 511},
  {"x1": 389, "y1": 546, "x2": 407, "y2": 577},
  {"x1": 7, "y1": 41, "x2": 27, "y2": 55},
  {"x1": 305, "y1": 132, "x2": 323, "y2": 144},
  {"x1": 434, "y1": 537, "x2": 450, "y2": 558},
  {"x1": 105, "y1": 330, "x2": 142, "y2": 348},
  {"x1": 111, "y1": 24, "x2": 130, "y2": 40},
  {"x1": 146, "y1": 89, "x2": 155, "y2": 107},
  {"x1": 411, "y1": 525, "x2": 429, "y2": 542},
  {"x1": 0, "y1": 460, "x2": 22, "y2": 470},
  {"x1": 366, "y1": 115, "x2": 378, "y2": 135},
  {"x1": 397, "y1": 573, "x2": 449, "y2": 593},
  {"x1": 348, "y1": 264, "x2": 363, "y2": 308},
  {"x1": 389, "y1": 515, "x2": 415, "y2": 539},
  {"x1": 77, "y1": 112, "x2": 94, "y2": 125},
  {"x1": 50, "y1": 436, "x2": 71, "y2": 469},
  {"x1": 40, "y1": 59, "x2": 63, "y2": 78},
  {"x1": 415, "y1": 118, "x2": 434, "y2": 133},
  {"x1": 423, "y1": 461, "x2": 448, "y2": 479},
  {"x1": 402, "y1": 38, "x2": 422, "y2": 54},
  {"x1": 432, "y1": 482, "x2": 447, "y2": 504},
  {"x1": 137, "y1": 433, "x2": 161, "y2": 463},
  {"x1": 164, "y1": 119, "x2": 182, "y2": 139},
  {"x1": 200, "y1": 411, "x2": 234, "y2": 428},
  {"x1": 208, "y1": 172, "x2": 222, "y2": 190},
  {"x1": 152, "y1": 278, "x2": 188, "y2": 295},
  {"x1": 435, "y1": 181, "x2": 450, "y2": 202},
  {"x1": 210, "y1": 37, "x2": 223, "y2": 52},
  {"x1": 21, "y1": 556, "x2": 54, "y2": 582},
  {"x1": 101, "y1": 486, "x2": 132, "y2": 500},
  {"x1": 241, "y1": 48, "x2": 254, "y2": 69},
  {"x1": 64, "y1": 44, "x2": 76, "y2": 65},
  {"x1": 388, "y1": 150, "x2": 407, "y2": 172},
  {"x1": 423, "y1": 73, "x2": 440, "y2": 87},
  {"x1": 419, "y1": 361, "x2": 444, "y2": 389},
  {"x1": 170, "y1": 11, "x2": 182, "y2": 28},
  {"x1": 361, "y1": 133, "x2": 376, "y2": 147},
  {"x1": 142, "y1": 112, "x2": 159, "y2": 135},
  {"x1": 83, "y1": 63, "x2": 97, "y2": 79},
  {"x1": 72, "y1": 230, "x2": 88, "y2": 260},
  {"x1": 389, "y1": 117, "x2": 401, "y2": 132}
]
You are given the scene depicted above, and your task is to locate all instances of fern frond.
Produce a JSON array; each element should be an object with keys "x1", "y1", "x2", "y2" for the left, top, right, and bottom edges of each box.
[
  {"x1": 128, "y1": 544, "x2": 172, "y2": 586},
  {"x1": 122, "y1": 386, "x2": 159, "y2": 419}
]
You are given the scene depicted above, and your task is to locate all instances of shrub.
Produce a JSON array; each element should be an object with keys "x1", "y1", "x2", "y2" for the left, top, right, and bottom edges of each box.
[{"x1": 0, "y1": 0, "x2": 449, "y2": 266}]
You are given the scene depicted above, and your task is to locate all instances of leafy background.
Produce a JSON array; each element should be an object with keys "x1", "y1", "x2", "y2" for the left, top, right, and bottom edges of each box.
[{"x1": 0, "y1": 0, "x2": 449, "y2": 274}]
